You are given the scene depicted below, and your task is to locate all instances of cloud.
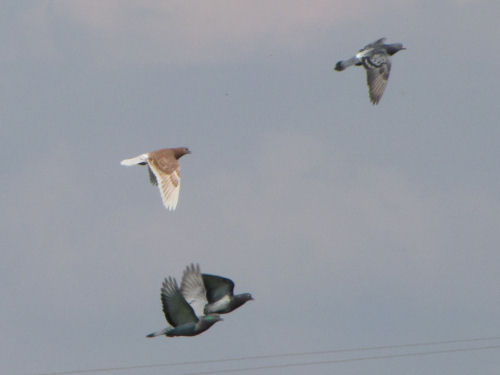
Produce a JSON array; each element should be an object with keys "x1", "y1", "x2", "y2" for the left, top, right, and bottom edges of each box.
[
  {"x1": 54, "y1": 0, "x2": 351, "y2": 64},
  {"x1": 6, "y1": 0, "x2": 411, "y2": 65}
]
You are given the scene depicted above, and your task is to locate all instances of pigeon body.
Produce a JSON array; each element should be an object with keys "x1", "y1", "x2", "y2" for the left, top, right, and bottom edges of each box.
[
  {"x1": 181, "y1": 264, "x2": 253, "y2": 316},
  {"x1": 121, "y1": 147, "x2": 190, "y2": 210},
  {"x1": 146, "y1": 276, "x2": 222, "y2": 338},
  {"x1": 335, "y1": 38, "x2": 405, "y2": 104}
]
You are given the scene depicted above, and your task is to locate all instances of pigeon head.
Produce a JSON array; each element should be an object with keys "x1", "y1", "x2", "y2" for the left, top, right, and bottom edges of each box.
[
  {"x1": 232, "y1": 293, "x2": 254, "y2": 310},
  {"x1": 173, "y1": 147, "x2": 191, "y2": 159},
  {"x1": 242, "y1": 293, "x2": 253, "y2": 301},
  {"x1": 386, "y1": 43, "x2": 405, "y2": 56}
]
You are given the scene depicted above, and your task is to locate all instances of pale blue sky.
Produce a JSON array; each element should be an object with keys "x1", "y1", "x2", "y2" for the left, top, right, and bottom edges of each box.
[{"x1": 1, "y1": 1, "x2": 499, "y2": 374}]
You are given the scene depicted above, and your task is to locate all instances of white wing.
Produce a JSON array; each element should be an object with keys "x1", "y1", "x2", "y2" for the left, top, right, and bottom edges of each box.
[
  {"x1": 180, "y1": 264, "x2": 208, "y2": 318},
  {"x1": 148, "y1": 162, "x2": 181, "y2": 211}
]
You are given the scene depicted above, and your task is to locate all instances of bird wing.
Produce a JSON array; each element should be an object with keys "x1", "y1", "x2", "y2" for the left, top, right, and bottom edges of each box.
[
  {"x1": 363, "y1": 37, "x2": 386, "y2": 50},
  {"x1": 180, "y1": 264, "x2": 208, "y2": 318},
  {"x1": 147, "y1": 157, "x2": 181, "y2": 211},
  {"x1": 202, "y1": 274, "x2": 235, "y2": 303},
  {"x1": 363, "y1": 51, "x2": 391, "y2": 105},
  {"x1": 147, "y1": 166, "x2": 158, "y2": 185},
  {"x1": 161, "y1": 277, "x2": 198, "y2": 327}
]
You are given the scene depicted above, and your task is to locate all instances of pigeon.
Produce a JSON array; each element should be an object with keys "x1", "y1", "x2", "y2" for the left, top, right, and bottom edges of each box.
[
  {"x1": 334, "y1": 38, "x2": 405, "y2": 105},
  {"x1": 120, "y1": 147, "x2": 191, "y2": 210},
  {"x1": 181, "y1": 264, "x2": 253, "y2": 315},
  {"x1": 146, "y1": 276, "x2": 222, "y2": 338}
]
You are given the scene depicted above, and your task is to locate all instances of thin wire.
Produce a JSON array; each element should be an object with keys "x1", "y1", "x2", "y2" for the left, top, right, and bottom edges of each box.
[
  {"x1": 32, "y1": 335, "x2": 500, "y2": 375},
  {"x1": 181, "y1": 344, "x2": 500, "y2": 375}
]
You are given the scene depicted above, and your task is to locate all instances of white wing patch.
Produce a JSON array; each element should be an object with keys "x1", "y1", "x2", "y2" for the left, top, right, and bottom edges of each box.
[
  {"x1": 356, "y1": 48, "x2": 373, "y2": 59},
  {"x1": 148, "y1": 164, "x2": 181, "y2": 211},
  {"x1": 209, "y1": 295, "x2": 231, "y2": 312}
]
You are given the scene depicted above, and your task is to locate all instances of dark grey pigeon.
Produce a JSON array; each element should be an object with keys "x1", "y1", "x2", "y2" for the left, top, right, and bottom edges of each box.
[
  {"x1": 334, "y1": 38, "x2": 405, "y2": 105},
  {"x1": 146, "y1": 276, "x2": 222, "y2": 338},
  {"x1": 181, "y1": 264, "x2": 253, "y2": 316}
]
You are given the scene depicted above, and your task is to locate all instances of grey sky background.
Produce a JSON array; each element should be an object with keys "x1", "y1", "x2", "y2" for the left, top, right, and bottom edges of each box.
[{"x1": 1, "y1": 1, "x2": 499, "y2": 374}]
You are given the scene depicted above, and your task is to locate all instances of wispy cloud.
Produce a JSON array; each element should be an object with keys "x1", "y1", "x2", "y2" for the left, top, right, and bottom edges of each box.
[{"x1": 6, "y1": 0, "x2": 411, "y2": 64}]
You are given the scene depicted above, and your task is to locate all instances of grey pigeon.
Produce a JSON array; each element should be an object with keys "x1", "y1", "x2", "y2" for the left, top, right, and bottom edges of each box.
[
  {"x1": 146, "y1": 276, "x2": 222, "y2": 338},
  {"x1": 334, "y1": 38, "x2": 405, "y2": 105},
  {"x1": 121, "y1": 147, "x2": 191, "y2": 210},
  {"x1": 181, "y1": 264, "x2": 253, "y2": 315}
]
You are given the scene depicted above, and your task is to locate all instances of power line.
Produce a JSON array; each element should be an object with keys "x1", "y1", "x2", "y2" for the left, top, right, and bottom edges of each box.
[
  {"x1": 181, "y1": 344, "x2": 500, "y2": 375},
  {"x1": 32, "y1": 335, "x2": 500, "y2": 375}
]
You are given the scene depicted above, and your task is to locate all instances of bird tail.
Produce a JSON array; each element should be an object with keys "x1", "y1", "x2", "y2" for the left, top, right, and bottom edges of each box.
[
  {"x1": 146, "y1": 327, "x2": 171, "y2": 338},
  {"x1": 334, "y1": 57, "x2": 358, "y2": 71},
  {"x1": 120, "y1": 154, "x2": 148, "y2": 166}
]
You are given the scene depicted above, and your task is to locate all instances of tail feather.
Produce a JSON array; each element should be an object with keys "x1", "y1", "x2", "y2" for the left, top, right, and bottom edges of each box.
[
  {"x1": 146, "y1": 327, "x2": 170, "y2": 338},
  {"x1": 120, "y1": 154, "x2": 148, "y2": 166},
  {"x1": 334, "y1": 57, "x2": 358, "y2": 71}
]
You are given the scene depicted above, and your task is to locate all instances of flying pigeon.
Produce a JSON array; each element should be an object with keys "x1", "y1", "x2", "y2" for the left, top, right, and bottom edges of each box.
[
  {"x1": 334, "y1": 38, "x2": 405, "y2": 105},
  {"x1": 146, "y1": 276, "x2": 222, "y2": 338},
  {"x1": 181, "y1": 264, "x2": 253, "y2": 315},
  {"x1": 120, "y1": 147, "x2": 191, "y2": 210}
]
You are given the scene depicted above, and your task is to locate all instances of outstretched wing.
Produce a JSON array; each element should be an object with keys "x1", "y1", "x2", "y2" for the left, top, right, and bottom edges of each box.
[
  {"x1": 161, "y1": 277, "x2": 198, "y2": 327},
  {"x1": 363, "y1": 51, "x2": 391, "y2": 105},
  {"x1": 147, "y1": 157, "x2": 181, "y2": 211},
  {"x1": 180, "y1": 264, "x2": 208, "y2": 317},
  {"x1": 362, "y1": 37, "x2": 386, "y2": 50},
  {"x1": 202, "y1": 274, "x2": 235, "y2": 303}
]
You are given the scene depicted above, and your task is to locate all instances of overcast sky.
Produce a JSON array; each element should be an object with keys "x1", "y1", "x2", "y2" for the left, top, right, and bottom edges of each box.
[{"x1": 2, "y1": 1, "x2": 500, "y2": 374}]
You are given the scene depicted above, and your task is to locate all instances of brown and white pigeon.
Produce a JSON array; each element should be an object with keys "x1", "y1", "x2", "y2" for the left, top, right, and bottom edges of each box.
[
  {"x1": 121, "y1": 147, "x2": 190, "y2": 210},
  {"x1": 335, "y1": 38, "x2": 405, "y2": 105}
]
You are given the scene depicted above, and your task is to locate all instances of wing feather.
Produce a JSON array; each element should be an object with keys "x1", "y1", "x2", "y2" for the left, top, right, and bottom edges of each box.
[
  {"x1": 161, "y1": 277, "x2": 198, "y2": 327},
  {"x1": 363, "y1": 52, "x2": 391, "y2": 105},
  {"x1": 202, "y1": 274, "x2": 235, "y2": 303},
  {"x1": 180, "y1": 264, "x2": 208, "y2": 318},
  {"x1": 148, "y1": 163, "x2": 181, "y2": 210}
]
